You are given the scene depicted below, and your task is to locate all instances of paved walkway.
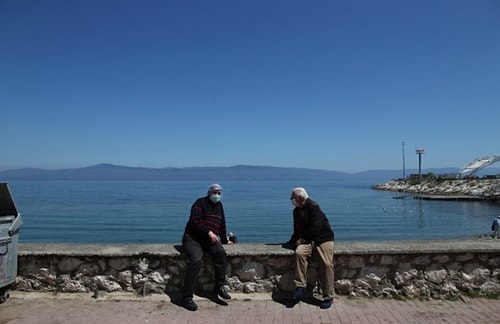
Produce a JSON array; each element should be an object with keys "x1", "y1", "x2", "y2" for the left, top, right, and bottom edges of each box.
[{"x1": 1, "y1": 291, "x2": 499, "y2": 324}]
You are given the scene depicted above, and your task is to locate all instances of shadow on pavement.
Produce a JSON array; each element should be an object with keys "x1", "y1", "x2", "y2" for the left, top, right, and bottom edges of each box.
[
  {"x1": 165, "y1": 290, "x2": 229, "y2": 309},
  {"x1": 196, "y1": 291, "x2": 229, "y2": 306},
  {"x1": 272, "y1": 288, "x2": 322, "y2": 308}
]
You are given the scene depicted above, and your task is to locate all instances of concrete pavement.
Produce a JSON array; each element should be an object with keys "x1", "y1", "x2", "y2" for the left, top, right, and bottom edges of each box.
[{"x1": 1, "y1": 291, "x2": 499, "y2": 324}]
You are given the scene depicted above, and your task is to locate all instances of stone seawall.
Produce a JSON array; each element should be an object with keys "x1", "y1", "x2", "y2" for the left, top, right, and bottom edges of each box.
[{"x1": 12, "y1": 239, "x2": 500, "y2": 300}]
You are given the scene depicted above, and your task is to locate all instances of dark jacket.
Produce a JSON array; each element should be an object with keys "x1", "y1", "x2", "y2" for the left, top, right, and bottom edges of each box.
[
  {"x1": 184, "y1": 196, "x2": 228, "y2": 244},
  {"x1": 289, "y1": 198, "x2": 334, "y2": 245}
]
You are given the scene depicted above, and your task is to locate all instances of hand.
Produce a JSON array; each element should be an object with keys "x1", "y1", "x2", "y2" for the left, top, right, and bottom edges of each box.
[
  {"x1": 208, "y1": 231, "x2": 219, "y2": 244},
  {"x1": 295, "y1": 238, "x2": 306, "y2": 246}
]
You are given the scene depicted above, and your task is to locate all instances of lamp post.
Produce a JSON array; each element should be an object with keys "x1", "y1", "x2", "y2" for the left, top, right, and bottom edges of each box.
[
  {"x1": 416, "y1": 148, "x2": 426, "y2": 180},
  {"x1": 401, "y1": 141, "x2": 406, "y2": 180}
]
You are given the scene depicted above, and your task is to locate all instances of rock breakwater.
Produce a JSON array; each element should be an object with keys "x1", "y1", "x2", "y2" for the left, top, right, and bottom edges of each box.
[{"x1": 372, "y1": 179, "x2": 500, "y2": 201}]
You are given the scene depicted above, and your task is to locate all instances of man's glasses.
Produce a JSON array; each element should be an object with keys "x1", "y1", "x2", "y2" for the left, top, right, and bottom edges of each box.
[{"x1": 212, "y1": 190, "x2": 222, "y2": 195}]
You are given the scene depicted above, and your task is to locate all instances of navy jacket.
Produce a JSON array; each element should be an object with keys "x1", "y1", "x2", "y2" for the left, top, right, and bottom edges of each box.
[{"x1": 289, "y1": 198, "x2": 334, "y2": 245}]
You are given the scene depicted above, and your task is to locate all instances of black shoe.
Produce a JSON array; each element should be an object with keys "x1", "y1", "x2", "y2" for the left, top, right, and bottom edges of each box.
[
  {"x1": 181, "y1": 298, "x2": 198, "y2": 311},
  {"x1": 214, "y1": 286, "x2": 231, "y2": 299},
  {"x1": 320, "y1": 299, "x2": 333, "y2": 309},
  {"x1": 293, "y1": 287, "x2": 305, "y2": 300}
]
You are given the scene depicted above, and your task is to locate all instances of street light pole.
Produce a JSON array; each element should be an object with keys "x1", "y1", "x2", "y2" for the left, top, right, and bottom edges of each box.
[
  {"x1": 416, "y1": 148, "x2": 426, "y2": 180},
  {"x1": 401, "y1": 141, "x2": 406, "y2": 180}
]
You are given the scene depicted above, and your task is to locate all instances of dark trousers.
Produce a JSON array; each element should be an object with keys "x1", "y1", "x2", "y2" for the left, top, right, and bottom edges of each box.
[{"x1": 182, "y1": 233, "x2": 228, "y2": 300}]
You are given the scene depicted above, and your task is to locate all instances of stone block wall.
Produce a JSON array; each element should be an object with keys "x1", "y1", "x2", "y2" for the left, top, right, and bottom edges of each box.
[
  {"x1": 334, "y1": 252, "x2": 500, "y2": 298},
  {"x1": 11, "y1": 241, "x2": 500, "y2": 299}
]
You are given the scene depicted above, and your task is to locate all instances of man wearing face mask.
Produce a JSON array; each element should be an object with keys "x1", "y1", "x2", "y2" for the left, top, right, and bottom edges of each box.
[
  {"x1": 181, "y1": 183, "x2": 231, "y2": 311},
  {"x1": 288, "y1": 187, "x2": 335, "y2": 309}
]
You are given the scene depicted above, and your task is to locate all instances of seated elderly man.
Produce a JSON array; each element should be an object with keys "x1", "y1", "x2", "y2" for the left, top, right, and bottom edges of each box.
[
  {"x1": 287, "y1": 187, "x2": 335, "y2": 309},
  {"x1": 181, "y1": 183, "x2": 231, "y2": 311}
]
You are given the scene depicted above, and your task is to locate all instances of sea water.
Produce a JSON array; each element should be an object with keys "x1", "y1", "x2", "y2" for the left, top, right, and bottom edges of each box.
[{"x1": 6, "y1": 180, "x2": 500, "y2": 244}]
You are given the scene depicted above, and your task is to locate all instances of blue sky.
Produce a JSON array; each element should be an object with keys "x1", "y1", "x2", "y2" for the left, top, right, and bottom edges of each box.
[{"x1": 1, "y1": 0, "x2": 499, "y2": 173}]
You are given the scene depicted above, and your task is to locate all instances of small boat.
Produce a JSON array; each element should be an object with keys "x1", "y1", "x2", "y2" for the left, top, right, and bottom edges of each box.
[{"x1": 393, "y1": 194, "x2": 409, "y2": 199}]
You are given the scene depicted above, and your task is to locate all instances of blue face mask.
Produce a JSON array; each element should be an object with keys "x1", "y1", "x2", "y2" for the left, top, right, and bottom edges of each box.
[{"x1": 209, "y1": 193, "x2": 221, "y2": 203}]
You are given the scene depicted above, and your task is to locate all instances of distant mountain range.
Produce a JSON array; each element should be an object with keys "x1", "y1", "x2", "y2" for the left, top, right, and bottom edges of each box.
[{"x1": 1, "y1": 163, "x2": 491, "y2": 183}]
